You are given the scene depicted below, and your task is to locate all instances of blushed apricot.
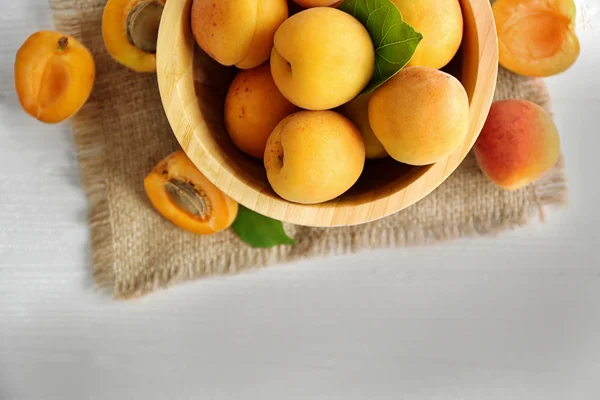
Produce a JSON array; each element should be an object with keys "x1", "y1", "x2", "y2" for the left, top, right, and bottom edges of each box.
[
  {"x1": 191, "y1": 0, "x2": 288, "y2": 69},
  {"x1": 474, "y1": 100, "x2": 561, "y2": 190},
  {"x1": 224, "y1": 63, "x2": 298, "y2": 159},
  {"x1": 368, "y1": 66, "x2": 469, "y2": 166},
  {"x1": 14, "y1": 31, "x2": 95, "y2": 124},
  {"x1": 102, "y1": 0, "x2": 165, "y2": 72},
  {"x1": 493, "y1": 0, "x2": 580, "y2": 77},
  {"x1": 144, "y1": 151, "x2": 239, "y2": 235}
]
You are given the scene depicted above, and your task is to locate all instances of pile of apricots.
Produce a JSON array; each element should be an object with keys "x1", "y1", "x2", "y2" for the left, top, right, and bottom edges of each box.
[
  {"x1": 193, "y1": 0, "x2": 470, "y2": 204},
  {"x1": 12, "y1": 0, "x2": 579, "y2": 234}
]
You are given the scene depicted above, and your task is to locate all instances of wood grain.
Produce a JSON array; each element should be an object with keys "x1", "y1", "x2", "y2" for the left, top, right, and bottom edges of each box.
[{"x1": 156, "y1": 0, "x2": 498, "y2": 226}]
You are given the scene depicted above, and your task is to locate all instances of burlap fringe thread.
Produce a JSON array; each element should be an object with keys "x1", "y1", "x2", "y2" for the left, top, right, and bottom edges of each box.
[{"x1": 49, "y1": 0, "x2": 568, "y2": 299}]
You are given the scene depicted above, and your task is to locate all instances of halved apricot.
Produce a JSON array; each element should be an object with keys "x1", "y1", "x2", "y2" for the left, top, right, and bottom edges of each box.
[
  {"x1": 144, "y1": 151, "x2": 239, "y2": 235},
  {"x1": 493, "y1": 0, "x2": 580, "y2": 77},
  {"x1": 14, "y1": 31, "x2": 95, "y2": 124},
  {"x1": 102, "y1": 0, "x2": 166, "y2": 72}
]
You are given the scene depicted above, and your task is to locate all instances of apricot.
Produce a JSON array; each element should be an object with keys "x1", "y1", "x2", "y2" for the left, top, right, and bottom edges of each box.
[
  {"x1": 264, "y1": 110, "x2": 365, "y2": 204},
  {"x1": 102, "y1": 0, "x2": 165, "y2": 72},
  {"x1": 191, "y1": 0, "x2": 288, "y2": 69},
  {"x1": 144, "y1": 150, "x2": 239, "y2": 235},
  {"x1": 368, "y1": 66, "x2": 469, "y2": 166},
  {"x1": 473, "y1": 100, "x2": 561, "y2": 190},
  {"x1": 391, "y1": 0, "x2": 463, "y2": 69},
  {"x1": 14, "y1": 31, "x2": 95, "y2": 124},
  {"x1": 293, "y1": 0, "x2": 341, "y2": 7},
  {"x1": 270, "y1": 7, "x2": 375, "y2": 110},
  {"x1": 493, "y1": 0, "x2": 580, "y2": 77},
  {"x1": 340, "y1": 94, "x2": 387, "y2": 160},
  {"x1": 224, "y1": 63, "x2": 299, "y2": 159}
]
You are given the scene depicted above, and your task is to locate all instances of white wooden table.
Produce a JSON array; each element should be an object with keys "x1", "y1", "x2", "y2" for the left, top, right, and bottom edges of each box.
[{"x1": 1, "y1": 1, "x2": 600, "y2": 399}]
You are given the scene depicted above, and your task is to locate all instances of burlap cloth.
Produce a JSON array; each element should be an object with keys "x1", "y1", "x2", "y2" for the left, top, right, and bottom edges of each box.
[{"x1": 50, "y1": 0, "x2": 567, "y2": 299}]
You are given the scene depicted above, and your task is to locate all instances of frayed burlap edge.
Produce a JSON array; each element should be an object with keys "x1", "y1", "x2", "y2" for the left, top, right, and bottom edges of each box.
[
  {"x1": 49, "y1": 0, "x2": 568, "y2": 299},
  {"x1": 49, "y1": 0, "x2": 116, "y2": 291},
  {"x1": 112, "y1": 154, "x2": 567, "y2": 299}
]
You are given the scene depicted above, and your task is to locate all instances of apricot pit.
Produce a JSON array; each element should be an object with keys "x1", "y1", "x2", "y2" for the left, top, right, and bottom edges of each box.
[
  {"x1": 144, "y1": 151, "x2": 239, "y2": 235},
  {"x1": 102, "y1": 0, "x2": 166, "y2": 72}
]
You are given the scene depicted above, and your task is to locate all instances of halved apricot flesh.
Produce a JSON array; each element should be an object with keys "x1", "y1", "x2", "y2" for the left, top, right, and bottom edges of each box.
[
  {"x1": 14, "y1": 31, "x2": 95, "y2": 124},
  {"x1": 493, "y1": 0, "x2": 580, "y2": 77},
  {"x1": 144, "y1": 151, "x2": 239, "y2": 235},
  {"x1": 102, "y1": 0, "x2": 166, "y2": 72}
]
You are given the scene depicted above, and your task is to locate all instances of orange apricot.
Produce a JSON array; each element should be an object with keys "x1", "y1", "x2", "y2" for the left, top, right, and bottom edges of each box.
[
  {"x1": 224, "y1": 63, "x2": 299, "y2": 159},
  {"x1": 191, "y1": 0, "x2": 289, "y2": 69},
  {"x1": 292, "y1": 0, "x2": 342, "y2": 7},
  {"x1": 340, "y1": 94, "x2": 387, "y2": 160},
  {"x1": 473, "y1": 99, "x2": 561, "y2": 190},
  {"x1": 144, "y1": 150, "x2": 239, "y2": 235},
  {"x1": 102, "y1": 0, "x2": 165, "y2": 72},
  {"x1": 14, "y1": 31, "x2": 95, "y2": 124},
  {"x1": 493, "y1": 0, "x2": 580, "y2": 77}
]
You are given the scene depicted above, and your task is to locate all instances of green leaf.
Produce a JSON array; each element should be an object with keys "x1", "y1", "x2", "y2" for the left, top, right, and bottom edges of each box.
[
  {"x1": 338, "y1": 0, "x2": 423, "y2": 94},
  {"x1": 232, "y1": 205, "x2": 295, "y2": 248}
]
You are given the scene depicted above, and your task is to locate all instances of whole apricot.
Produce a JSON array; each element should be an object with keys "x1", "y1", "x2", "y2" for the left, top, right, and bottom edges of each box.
[
  {"x1": 264, "y1": 110, "x2": 365, "y2": 204},
  {"x1": 270, "y1": 7, "x2": 375, "y2": 110},
  {"x1": 293, "y1": 0, "x2": 342, "y2": 7},
  {"x1": 493, "y1": 0, "x2": 580, "y2": 77},
  {"x1": 224, "y1": 63, "x2": 299, "y2": 159},
  {"x1": 473, "y1": 100, "x2": 561, "y2": 190},
  {"x1": 368, "y1": 66, "x2": 469, "y2": 166},
  {"x1": 391, "y1": 0, "x2": 463, "y2": 69},
  {"x1": 191, "y1": 0, "x2": 288, "y2": 69},
  {"x1": 340, "y1": 94, "x2": 387, "y2": 160},
  {"x1": 14, "y1": 31, "x2": 95, "y2": 124}
]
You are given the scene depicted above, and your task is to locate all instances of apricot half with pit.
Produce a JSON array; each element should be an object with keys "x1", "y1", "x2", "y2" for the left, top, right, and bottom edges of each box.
[
  {"x1": 102, "y1": 0, "x2": 166, "y2": 72},
  {"x1": 493, "y1": 0, "x2": 580, "y2": 77},
  {"x1": 144, "y1": 151, "x2": 239, "y2": 235},
  {"x1": 14, "y1": 31, "x2": 95, "y2": 124}
]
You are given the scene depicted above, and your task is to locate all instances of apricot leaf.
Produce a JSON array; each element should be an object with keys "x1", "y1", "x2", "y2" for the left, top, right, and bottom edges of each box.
[
  {"x1": 338, "y1": 0, "x2": 423, "y2": 94},
  {"x1": 232, "y1": 205, "x2": 295, "y2": 248}
]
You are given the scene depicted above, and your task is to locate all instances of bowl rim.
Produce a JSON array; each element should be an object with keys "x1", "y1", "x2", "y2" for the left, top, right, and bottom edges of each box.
[{"x1": 156, "y1": 0, "x2": 498, "y2": 227}]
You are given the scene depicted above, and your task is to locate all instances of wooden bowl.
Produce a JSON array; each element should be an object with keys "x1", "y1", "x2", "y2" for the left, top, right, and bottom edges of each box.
[{"x1": 156, "y1": 0, "x2": 498, "y2": 227}]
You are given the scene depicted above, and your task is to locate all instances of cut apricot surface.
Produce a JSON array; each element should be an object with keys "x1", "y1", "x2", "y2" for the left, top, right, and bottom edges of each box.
[
  {"x1": 14, "y1": 31, "x2": 95, "y2": 124},
  {"x1": 102, "y1": 0, "x2": 165, "y2": 72},
  {"x1": 493, "y1": 0, "x2": 579, "y2": 77},
  {"x1": 144, "y1": 151, "x2": 239, "y2": 235}
]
